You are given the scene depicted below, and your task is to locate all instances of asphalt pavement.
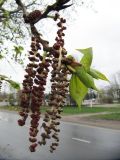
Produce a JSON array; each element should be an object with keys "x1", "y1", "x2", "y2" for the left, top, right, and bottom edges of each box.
[{"x1": 0, "y1": 111, "x2": 120, "y2": 160}]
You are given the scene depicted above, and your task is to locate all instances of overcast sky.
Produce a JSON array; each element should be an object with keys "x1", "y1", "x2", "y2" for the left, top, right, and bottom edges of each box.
[
  {"x1": 0, "y1": 0, "x2": 120, "y2": 90},
  {"x1": 65, "y1": 0, "x2": 120, "y2": 86}
]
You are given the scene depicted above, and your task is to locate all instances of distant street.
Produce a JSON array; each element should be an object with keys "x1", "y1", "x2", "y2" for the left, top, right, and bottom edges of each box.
[{"x1": 0, "y1": 111, "x2": 120, "y2": 160}]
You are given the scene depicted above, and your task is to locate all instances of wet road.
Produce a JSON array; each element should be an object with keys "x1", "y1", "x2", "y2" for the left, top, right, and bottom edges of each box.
[{"x1": 0, "y1": 111, "x2": 120, "y2": 160}]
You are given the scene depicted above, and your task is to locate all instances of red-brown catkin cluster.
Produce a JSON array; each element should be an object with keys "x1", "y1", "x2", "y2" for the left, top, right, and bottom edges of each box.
[
  {"x1": 0, "y1": 81, "x2": 2, "y2": 92},
  {"x1": 38, "y1": 14, "x2": 69, "y2": 153},
  {"x1": 29, "y1": 42, "x2": 50, "y2": 152},
  {"x1": 18, "y1": 37, "x2": 40, "y2": 127},
  {"x1": 18, "y1": 12, "x2": 70, "y2": 153},
  {"x1": 18, "y1": 36, "x2": 50, "y2": 152}
]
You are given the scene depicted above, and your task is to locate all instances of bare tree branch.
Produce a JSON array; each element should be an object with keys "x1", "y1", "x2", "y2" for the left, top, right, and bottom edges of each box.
[
  {"x1": 13, "y1": 0, "x2": 71, "y2": 54},
  {"x1": 15, "y1": 0, "x2": 72, "y2": 24},
  {"x1": 9, "y1": 2, "x2": 37, "y2": 15},
  {"x1": 15, "y1": 0, "x2": 28, "y2": 15},
  {"x1": 33, "y1": 0, "x2": 72, "y2": 23},
  {"x1": 30, "y1": 24, "x2": 52, "y2": 52},
  {"x1": 0, "y1": 1, "x2": 37, "y2": 22}
]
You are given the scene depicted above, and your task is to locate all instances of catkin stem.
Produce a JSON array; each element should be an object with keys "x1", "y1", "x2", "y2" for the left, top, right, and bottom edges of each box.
[{"x1": 57, "y1": 47, "x2": 62, "y2": 70}]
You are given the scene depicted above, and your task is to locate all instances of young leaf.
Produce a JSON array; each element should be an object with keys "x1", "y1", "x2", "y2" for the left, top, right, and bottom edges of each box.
[
  {"x1": 6, "y1": 80, "x2": 20, "y2": 90},
  {"x1": 69, "y1": 74, "x2": 88, "y2": 107},
  {"x1": 0, "y1": 54, "x2": 4, "y2": 59},
  {"x1": 0, "y1": 74, "x2": 20, "y2": 90},
  {"x1": 3, "y1": 10, "x2": 10, "y2": 18},
  {"x1": 88, "y1": 69, "x2": 99, "y2": 79},
  {"x1": 76, "y1": 47, "x2": 93, "y2": 71},
  {"x1": 13, "y1": 45, "x2": 24, "y2": 61},
  {"x1": 75, "y1": 66, "x2": 98, "y2": 91},
  {"x1": 89, "y1": 68, "x2": 109, "y2": 81},
  {"x1": 0, "y1": 74, "x2": 8, "y2": 80}
]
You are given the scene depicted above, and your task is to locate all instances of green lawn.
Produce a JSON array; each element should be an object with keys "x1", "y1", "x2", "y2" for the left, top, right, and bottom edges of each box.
[
  {"x1": 0, "y1": 106, "x2": 51, "y2": 113},
  {"x1": 90, "y1": 113, "x2": 120, "y2": 121},
  {"x1": 0, "y1": 104, "x2": 120, "y2": 116},
  {"x1": 62, "y1": 104, "x2": 120, "y2": 115},
  {"x1": 0, "y1": 106, "x2": 20, "y2": 111}
]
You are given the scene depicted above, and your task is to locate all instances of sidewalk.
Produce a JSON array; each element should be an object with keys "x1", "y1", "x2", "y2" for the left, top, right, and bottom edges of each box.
[{"x1": 62, "y1": 112, "x2": 120, "y2": 130}]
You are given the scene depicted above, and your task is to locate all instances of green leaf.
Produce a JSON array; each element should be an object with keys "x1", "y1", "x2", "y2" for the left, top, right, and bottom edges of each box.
[
  {"x1": 0, "y1": 54, "x2": 4, "y2": 59},
  {"x1": 75, "y1": 66, "x2": 98, "y2": 91},
  {"x1": 13, "y1": 45, "x2": 24, "y2": 60},
  {"x1": 88, "y1": 69, "x2": 99, "y2": 79},
  {"x1": 0, "y1": 40, "x2": 3, "y2": 44},
  {"x1": 0, "y1": 74, "x2": 8, "y2": 80},
  {"x1": 76, "y1": 47, "x2": 93, "y2": 71},
  {"x1": 18, "y1": 46, "x2": 24, "y2": 51},
  {"x1": 6, "y1": 80, "x2": 20, "y2": 90},
  {"x1": 67, "y1": 55, "x2": 75, "y2": 61},
  {"x1": 3, "y1": 10, "x2": 10, "y2": 18},
  {"x1": 69, "y1": 74, "x2": 88, "y2": 107},
  {"x1": 89, "y1": 68, "x2": 109, "y2": 81},
  {"x1": 0, "y1": 74, "x2": 20, "y2": 89}
]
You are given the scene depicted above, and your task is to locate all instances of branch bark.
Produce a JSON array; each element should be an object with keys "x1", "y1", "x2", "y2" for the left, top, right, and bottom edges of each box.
[
  {"x1": 15, "y1": 0, "x2": 72, "y2": 24},
  {"x1": 30, "y1": 24, "x2": 52, "y2": 52},
  {"x1": 14, "y1": 0, "x2": 72, "y2": 54},
  {"x1": 0, "y1": 1, "x2": 36, "y2": 21},
  {"x1": 10, "y1": 2, "x2": 37, "y2": 15},
  {"x1": 15, "y1": 0, "x2": 28, "y2": 15},
  {"x1": 32, "y1": 0, "x2": 72, "y2": 23}
]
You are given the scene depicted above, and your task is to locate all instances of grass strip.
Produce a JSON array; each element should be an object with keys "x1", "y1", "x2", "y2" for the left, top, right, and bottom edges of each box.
[
  {"x1": 0, "y1": 104, "x2": 120, "y2": 116},
  {"x1": 90, "y1": 112, "x2": 120, "y2": 121}
]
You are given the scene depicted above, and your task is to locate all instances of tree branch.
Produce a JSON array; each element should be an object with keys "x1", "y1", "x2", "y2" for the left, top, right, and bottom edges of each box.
[
  {"x1": 10, "y1": 2, "x2": 36, "y2": 15},
  {"x1": 30, "y1": 24, "x2": 52, "y2": 52},
  {"x1": 35, "y1": 0, "x2": 72, "y2": 22},
  {"x1": 13, "y1": 0, "x2": 72, "y2": 54},
  {"x1": 15, "y1": 0, "x2": 72, "y2": 24},
  {"x1": 0, "y1": 0, "x2": 6, "y2": 7},
  {"x1": 15, "y1": 0, "x2": 28, "y2": 15},
  {"x1": 30, "y1": 25, "x2": 68, "y2": 56},
  {"x1": 0, "y1": 1, "x2": 37, "y2": 22}
]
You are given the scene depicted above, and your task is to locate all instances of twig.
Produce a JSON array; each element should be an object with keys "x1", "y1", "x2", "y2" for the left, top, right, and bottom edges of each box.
[
  {"x1": 0, "y1": 1, "x2": 37, "y2": 21},
  {"x1": 14, "y1": 0, "x2": 72, "y2": 55},
  {"x1": 33, "y1": 0, "x2": 72, "y2": 23},
  {"x1": 30, "y1": 24, "x2": 52, "y2": 52},
  {"x1": 10, "y1": 2, "x2": 37, "y2": 14},
  {"x1": 57, "y1": 47, "x2": 62, "y2": 70},
  {"x1": 15, "y1": 0, "x2": 28, "y2": 15}
]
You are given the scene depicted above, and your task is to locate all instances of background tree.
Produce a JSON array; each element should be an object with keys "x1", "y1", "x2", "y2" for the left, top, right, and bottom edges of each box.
[
  {"x1": 96, "y1": 72, "x2": 120, "y2": 104},
  {"x1": 109, "y1": 71, "x2": 120, "y2": 102},
  {"x1": 0, "y1": 0, "x2": 92, "y2": 92},
  {"x1": 0, "y1": 0, "x2": 87, "y2": 63}
]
